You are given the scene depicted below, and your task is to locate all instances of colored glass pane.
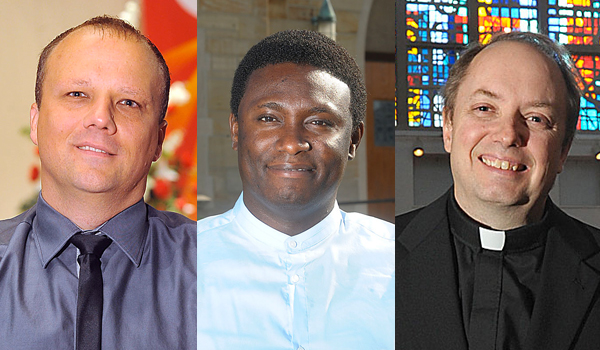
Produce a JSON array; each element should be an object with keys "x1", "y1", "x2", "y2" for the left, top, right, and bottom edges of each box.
[
  {"x1": 477, "y1": 0, "x2": 539, "y2": 43},
  {"x1": 547, "y1": 1, "x2": 600, "y2": 44},
  {"x1": 406, "y1": 0, "x2": 469, "y2": 44},
  {"x1": 407, "y1": 47, "x2": 459, "y2": 128},
  {"x1": 573, "y1": 54, "x2": 600, "y2": 130}
]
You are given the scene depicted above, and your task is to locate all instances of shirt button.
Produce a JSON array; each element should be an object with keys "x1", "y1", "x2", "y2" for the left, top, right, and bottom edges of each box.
[
  {"x1": 288, "y1": 240, "x2": 297, "y2": 248},
  {"x1": 291, "y1": 274, "x2": 300, "y2": 283}
]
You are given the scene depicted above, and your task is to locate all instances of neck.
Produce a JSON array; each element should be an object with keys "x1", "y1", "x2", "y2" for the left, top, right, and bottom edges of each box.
[
  {"x1": 40, "y1": 186, "x2": 144, "y2": 230},
  {"x1": 454, "y1": 192, "x2": 546, "y2": 231},
  {"x1": 243, "y1": 193, "x2": 336, "y2": 236}
]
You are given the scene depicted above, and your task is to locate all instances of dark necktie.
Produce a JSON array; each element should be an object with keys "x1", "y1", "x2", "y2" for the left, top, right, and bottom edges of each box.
[{"x1": 70, "y1": 233, "x2": 112, "y2": 350}]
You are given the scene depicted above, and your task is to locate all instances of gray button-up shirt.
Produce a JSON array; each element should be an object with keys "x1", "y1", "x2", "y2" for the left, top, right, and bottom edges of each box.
[{"x1": 0, "y1": 194, "x2": 196, "y2": 349}]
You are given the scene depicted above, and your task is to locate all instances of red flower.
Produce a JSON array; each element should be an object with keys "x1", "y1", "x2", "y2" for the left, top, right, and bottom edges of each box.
[
  {"x1": 29, "y1": 165, "x2": 39, "y2": 181},
  {"x1": 175, "y1": 197, "x2": 186, "y2": 210},
  {"x1": 152, "y1": 179, "x2": 172, "y2": 200}
]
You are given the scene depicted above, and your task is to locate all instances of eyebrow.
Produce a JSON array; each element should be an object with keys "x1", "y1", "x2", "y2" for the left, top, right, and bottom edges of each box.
[
  {"x1": 471, "y1": 88, "x2": 499, "y2": 99},
  {"x1": 471, "y1": 89, "x2": 554, "y2": 109},
  {"x1": 63, "y1": 80, "x2": 143, "y2": 96},
  {"x1": 68, "y1": 79, "x2": 91, "y2": 87},
  {"x1": 257, "y1": 102, "x2": 284, "y2": 111},
  {"x1": 257, "y1": 102, "x2": 333, "y2": 113}
]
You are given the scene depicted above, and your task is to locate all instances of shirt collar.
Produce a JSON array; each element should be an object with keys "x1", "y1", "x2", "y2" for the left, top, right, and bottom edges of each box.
[
  {"x1": 32, "y1": 193, "x2": 148, "y2": 267},
  {"x1": 447, "y1": 194, "x2": 549, "y2": 252},
  {"x1": 232, "y1": 193, "x2": 342, "y2": 253}
]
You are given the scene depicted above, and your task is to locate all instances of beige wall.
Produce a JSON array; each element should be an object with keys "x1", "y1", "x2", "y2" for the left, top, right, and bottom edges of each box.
[
  {"x1": 0, "y1": 1, "x2": 132, "y2": 219},
  {"x1": 198, "y1": 0, "x2": 380, "y2": 218}
]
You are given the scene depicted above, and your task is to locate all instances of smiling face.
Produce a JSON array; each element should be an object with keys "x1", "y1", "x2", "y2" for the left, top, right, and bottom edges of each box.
[
  {"x1": 30, "y1": 27, "x2": 166, "y2": 206},
  {"x1": 443, "y1": 41, "x2": 570, "y2": 227},
  {"x1": 231, "y1": 63, "x2": 361, "y2": 229}
]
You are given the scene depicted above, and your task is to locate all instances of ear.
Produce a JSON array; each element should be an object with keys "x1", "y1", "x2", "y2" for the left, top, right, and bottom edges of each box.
[
  {"x1": 348, "y1": 122, "x2": 364, "y2": 160},
  {"x1": 442, "y1": 108, "x2": 453, "y2": 154},
  {"x1": 229, "y1": 113, "x2": 239, "y2": 151},
  {"x1": 30, "y1": 103, "x2": 39, "y2": 146},
  {"x1": 557, "y1": 138, "x2": 572, "y2": 174},
  {"x1": 153, "y1": 120, "x2": 168, "y2": 161}
]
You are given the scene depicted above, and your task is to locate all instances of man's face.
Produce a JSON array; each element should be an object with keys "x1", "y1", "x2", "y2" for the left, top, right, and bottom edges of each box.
[
  {"x1": 30, "y1": 27, "x2": 166, "y2": 201},
  {"x1": 443, "y1": 41, "x2": 570, "y2": 221},
  {"x1": 231, "y1": 63, "x2": 361, "y2": 214}
]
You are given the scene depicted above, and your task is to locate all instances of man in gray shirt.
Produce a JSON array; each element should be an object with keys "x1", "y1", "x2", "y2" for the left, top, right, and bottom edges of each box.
[{"x1": 0, "y1": 16, "x2": 195, "y2": 349}]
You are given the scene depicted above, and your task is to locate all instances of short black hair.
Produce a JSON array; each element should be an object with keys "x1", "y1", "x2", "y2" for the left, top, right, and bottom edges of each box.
[{"x1": 231, "y1": 30, "x2": 366, "y2": 130}]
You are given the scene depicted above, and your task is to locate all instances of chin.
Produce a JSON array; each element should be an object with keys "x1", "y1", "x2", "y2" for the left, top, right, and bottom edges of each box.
[{"x1": 475, "y1": 188, "x2": 530, "y2": 207}]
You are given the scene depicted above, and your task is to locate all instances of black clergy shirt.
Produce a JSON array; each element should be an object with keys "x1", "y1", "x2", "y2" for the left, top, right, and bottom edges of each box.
[
  {"x1": 448, "y1": 195, "x2": 550, "y2": 350},
  {"x1": 0, "y1": 194, "x2": 196, "y2": 349}
]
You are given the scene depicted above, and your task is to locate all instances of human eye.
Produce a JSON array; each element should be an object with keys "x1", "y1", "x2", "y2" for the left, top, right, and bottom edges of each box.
[
  {"x1": 474, "y1": 105, "x2": 492, "y2": 113},
  {"x1": 258, "y1": 115, "x2": 277, "y2": 122},
  {"x1": 119, "y1": 99, "x2": 139, "y2": 108},
  {"x1": 309, "y1": 119, "x2": 332, "y2": 126},
  {"x1": 526, "y1": 114, "x2": 552, "y2": 129},
  {"x1": 67, "y1": 91, "x2": 87, "y2": 98}
]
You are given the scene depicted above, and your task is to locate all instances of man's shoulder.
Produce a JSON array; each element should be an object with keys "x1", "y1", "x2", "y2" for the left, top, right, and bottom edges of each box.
[
  {"x1": 395, "y1": 192, "x2": 450, "y2": 238},
  {"x1": 146, "y1": 205, "x2": 195, "y2": 233},
  {"x1": 197, "y1": 208, "x2": 236, "y2": 234},
  {"x1": 395, "y1": 207, "x2": 426, "y2": 232},
  {"x1": 551, "y1": 205, "x2": 600, "y2": 243},
  {"x1": 341, "y1": 210, "x2": 395, "y2": 240},
  {"x1": 0, "y1": 206, "x2": 37, "y2": 245}
]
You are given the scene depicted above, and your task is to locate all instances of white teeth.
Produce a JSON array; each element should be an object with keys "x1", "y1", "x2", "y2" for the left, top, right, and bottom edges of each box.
[
  {"x1": 79, "y1": 146, "x2": 107, "y2": 154},
  {"x1": 481, "y1": 156, "x2": 523, "y2": 172}
]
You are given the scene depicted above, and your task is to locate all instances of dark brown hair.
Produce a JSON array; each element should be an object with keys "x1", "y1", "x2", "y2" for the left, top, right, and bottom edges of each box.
[{"x1": 442, "y1": 32, "x2": 582, "y2": 148}]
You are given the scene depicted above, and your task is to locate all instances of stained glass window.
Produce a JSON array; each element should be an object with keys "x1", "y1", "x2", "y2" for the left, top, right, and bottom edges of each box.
[
  {"x1": 573, "y1": 54, "x2": 600, "y2": 130},
  {"x1": 478, "y1": 0, "x2": 538, "y2": 43},
  {"x1": 407, "y1": 47, "x2": 459, "y2": 127},
  {"x1": 400, "y1": 0, "x2": 600, "y2": 132},
  {"x1": 547, "y1": 0, "x2": 600, "y2": 45},
  {"x1": 406, "y1": 0, "x2": 469, "y2": 44}
]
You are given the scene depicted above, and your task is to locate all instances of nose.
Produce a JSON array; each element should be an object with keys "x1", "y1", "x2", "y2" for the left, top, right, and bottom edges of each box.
[
  {"x1": 275, "y1": 125, "x2": 311, "y2": 155},
  {"x1": 492, "y1": 113, "x2": 528, "y2": 148},
  {"x1": 82, "y1": 98, "x2": 117, "y2": 134}
]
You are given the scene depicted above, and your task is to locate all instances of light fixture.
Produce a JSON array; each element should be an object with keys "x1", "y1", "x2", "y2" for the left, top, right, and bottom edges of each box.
[
  {"x1": 595, "y1": 151, "x2": 600, "y2": 161},
  {"x1": 413, "y1": 147, "x2": 424, "y2": 158},
  {"x1": 413, "y1": 138, "x2": 424, "y2": 157},
  {"x1": 312, "y1": 0, "x2": 336, "y2": 41}
]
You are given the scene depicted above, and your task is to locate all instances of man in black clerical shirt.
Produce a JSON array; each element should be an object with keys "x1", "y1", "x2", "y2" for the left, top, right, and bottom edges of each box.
[
  {"x1": 397, "y1": 32, "x2": 600, "y2": 349},
  {"x1": 0, "y1": 17, "x2": 195, "y2": 349}
]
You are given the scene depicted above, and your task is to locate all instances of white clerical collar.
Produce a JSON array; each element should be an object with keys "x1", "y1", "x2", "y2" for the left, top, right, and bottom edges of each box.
[{"x1": 479, "y1": 227, "x2": 506, "y2": 251}]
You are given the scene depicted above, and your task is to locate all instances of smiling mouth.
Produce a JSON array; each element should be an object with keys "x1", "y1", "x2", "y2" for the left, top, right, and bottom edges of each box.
[
  {"x1": 480, "y1": 156, "x2": 527, "y2": 172},
  {"x1": 267, "y1": 164, "x2": 316, "y2": 173},
  {"x1": 78, "y1": 146, "x2": 109, "y2": 155}
]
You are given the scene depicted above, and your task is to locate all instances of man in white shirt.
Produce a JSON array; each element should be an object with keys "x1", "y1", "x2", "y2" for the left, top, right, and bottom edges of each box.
[{"x1": 197, "y1": 30, "x2": 395, "y2": 350}]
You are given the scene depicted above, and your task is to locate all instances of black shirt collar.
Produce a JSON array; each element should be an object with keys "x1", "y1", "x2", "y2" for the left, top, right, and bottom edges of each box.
[{"x1": 447, "y1": 194, "x2": 550, "y2": 252}]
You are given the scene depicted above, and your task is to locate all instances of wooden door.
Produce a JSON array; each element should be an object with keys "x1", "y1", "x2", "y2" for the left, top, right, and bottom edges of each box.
[{"x1": 365, "y1": 61, "x2": 395, "y2": 222}]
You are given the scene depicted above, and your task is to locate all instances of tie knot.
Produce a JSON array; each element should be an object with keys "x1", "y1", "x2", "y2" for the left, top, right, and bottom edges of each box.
[{"x1": 70, "y1": 234, "x2": 112, "y2": 258}]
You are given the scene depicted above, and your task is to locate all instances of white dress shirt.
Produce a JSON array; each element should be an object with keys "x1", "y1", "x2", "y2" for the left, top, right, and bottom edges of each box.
[{"x1": 197, "y1": 194, "x2": 395, "y2": 350}]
